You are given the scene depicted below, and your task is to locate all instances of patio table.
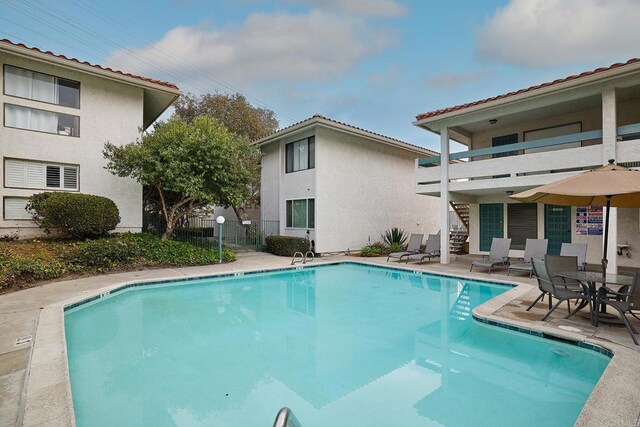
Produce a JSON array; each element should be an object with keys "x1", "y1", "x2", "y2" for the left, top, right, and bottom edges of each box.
[{"x1": 557, "y1": 271, "x2": 633, "y2": 326}]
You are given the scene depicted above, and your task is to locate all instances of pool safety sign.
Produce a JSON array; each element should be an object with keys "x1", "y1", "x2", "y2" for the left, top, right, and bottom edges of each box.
[{"x1": 576, "y1": 206, "x2": 603, "y2": 235}]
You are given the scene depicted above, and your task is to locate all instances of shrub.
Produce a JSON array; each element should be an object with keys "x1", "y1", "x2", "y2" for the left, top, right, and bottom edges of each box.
[
  {"x1": 359, "y1": 242, "x2": 390, "y2": 257},
  {"x1": 70, "y1": 237, "x2": 140, "y2": 268},
  {"x1": 28, "y1": 192, "x2": 120, "y2": 239},
  {"x1": 265, "y1": 235, "x2": 310, "y2": 257},
  {"x1": 120, "y1": 233, "x2": 235, "y2": 265},
  {"x1": 0, "y1": 256, "x2": 66, "y2": 288},
  {"x1": 388, "y1": 242, "x2": 404, "y2": 253},
  {"x1": 382, "y1": 227, "x2": 408, "y2": 247}
]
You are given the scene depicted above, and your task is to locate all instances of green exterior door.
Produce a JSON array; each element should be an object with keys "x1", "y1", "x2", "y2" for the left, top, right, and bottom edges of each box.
[
  {"x1": 479, "y1": 203, "x2": 504, "y2": 251},
  {"x1": 545, "y1": 205, "x2": 571, "y2": 255}
]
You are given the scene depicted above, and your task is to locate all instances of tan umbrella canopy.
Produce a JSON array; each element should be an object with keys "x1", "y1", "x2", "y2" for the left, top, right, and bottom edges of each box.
[{"x1": 510, "y1": 160, "x2": 640, "y2": 273}]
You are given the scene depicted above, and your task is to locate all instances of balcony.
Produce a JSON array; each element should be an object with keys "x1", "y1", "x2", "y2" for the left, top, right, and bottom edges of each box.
[{"x1": 416, "y1": 123, "x2": 640, "y2": 198}]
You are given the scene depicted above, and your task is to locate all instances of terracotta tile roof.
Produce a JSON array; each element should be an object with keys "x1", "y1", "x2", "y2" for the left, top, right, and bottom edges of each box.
[
  {"x1": 416, "y1": 58, "x2": 640, "y2": 121},
  {"x1": 256, "y1": 114, "x2": 438, "y2": 156},
  {"x1": 1, "y1": 38, "x2": 179, "y2": 91}
]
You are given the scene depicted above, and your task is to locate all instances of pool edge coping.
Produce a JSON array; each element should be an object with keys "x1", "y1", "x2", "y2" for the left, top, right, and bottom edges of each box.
[{"x1": 23, "y1": 258, "x2": 640, "y2": 427}]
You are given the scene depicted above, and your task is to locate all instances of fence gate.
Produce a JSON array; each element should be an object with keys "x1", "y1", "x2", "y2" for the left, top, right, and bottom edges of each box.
[{"x1": 144, "y1": 214, "x2": 279, "y2": 252}]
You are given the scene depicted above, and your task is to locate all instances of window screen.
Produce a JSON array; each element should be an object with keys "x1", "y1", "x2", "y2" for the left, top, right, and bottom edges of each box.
[{"x1": 507, "y1": 203, "x2": 538, "y2": 250}]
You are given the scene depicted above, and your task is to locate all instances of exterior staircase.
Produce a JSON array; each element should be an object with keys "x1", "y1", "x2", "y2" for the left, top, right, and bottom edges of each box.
[{"x1": 449, "y1": 202, "x2": 469, "y2": 255}]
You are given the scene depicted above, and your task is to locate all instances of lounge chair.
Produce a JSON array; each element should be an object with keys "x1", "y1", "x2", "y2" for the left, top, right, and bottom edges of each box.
[
  {"x1": 596, "y1": 271, "x2": 639, "y2": 345},
  {"x1": 530, "y1": 257, "x2": 591, "y2": 321},
  {"x1": 560, "y1": 243, "x2": 588, "y2": 270},
  {"x1": 386, "y1": 233, "x2": 423, "y2": 262},
  {"x1": 470, "y1": 238, "x2": 512, "y2": 274},
  {"x1": 405, "y1": 234, "x2": 440, "y2": 264},
  {"x1": 508, "y1": 238, "x2": 548, "y2": 277},
  {"x1": 527, "y1": 254, "x2": 583, "y2": 312}
]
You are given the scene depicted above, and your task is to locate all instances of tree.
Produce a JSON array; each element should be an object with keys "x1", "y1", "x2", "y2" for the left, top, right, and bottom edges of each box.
[
  {"x1": 174, "y1": 92, "x2": 278, "y2": 141},
  {"x1": 173, "y1": 92, "x2": 279, "y2": 219},
  {"x1": 104, "y1": 116, "x2": 257, "y2": 239}
]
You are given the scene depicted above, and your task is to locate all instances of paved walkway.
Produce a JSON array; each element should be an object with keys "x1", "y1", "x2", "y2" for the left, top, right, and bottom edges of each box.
[{"x1": 1, "y1": 252, "x2": 638, "y2": 426}]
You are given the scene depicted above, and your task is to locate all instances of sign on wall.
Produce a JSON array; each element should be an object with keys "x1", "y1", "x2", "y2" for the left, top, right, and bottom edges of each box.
[{"x1": 576, "y1": 206, "x2": 603, "y2": 235}]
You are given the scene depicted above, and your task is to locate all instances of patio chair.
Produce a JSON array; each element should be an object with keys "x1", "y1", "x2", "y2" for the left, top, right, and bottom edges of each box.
[
  {"x1": 530, "y1": 257, "x2": 591, "y2": 321},
  {"x1": 508, "y1": 238, "x2": 548, "y2": 277},
  {"x1": 560, "y1": 243, "x2": 588, "y2": 271},
  {"x1": 527, "y1": 254, "x2": 583, "y2": 312},
  {"x1": 469, "y1": 238, "x2": 512, "y2": 274},
  {"x1": 405, "y1": 234, "x2": 441, "y2": 264},
  {"x1": 387, "y1": 233, "x2": 423, "y2": 262},
  {"x1": 595, "y1": 271, "x2": 639, "y2": 345}
]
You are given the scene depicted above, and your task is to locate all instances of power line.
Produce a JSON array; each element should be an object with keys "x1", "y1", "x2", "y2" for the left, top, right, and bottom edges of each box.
[{"x1": 8, "y1": 0, "x2": 297, "y2": 124}]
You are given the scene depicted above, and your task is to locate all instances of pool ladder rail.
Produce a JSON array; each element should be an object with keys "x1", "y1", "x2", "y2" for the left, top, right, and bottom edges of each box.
[
  {"x1": 291, "y1": 251, "x2": 315, "y2": 265},
  {"x1": 273, "y1": 407, "x2": 303, "y2": 427}
]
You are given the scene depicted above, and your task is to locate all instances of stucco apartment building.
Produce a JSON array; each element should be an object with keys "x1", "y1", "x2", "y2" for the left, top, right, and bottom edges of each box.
[
  {"x1": 0, "y1": 39, "x2": 179, "y2": 237},
  {"x1": 255, "y1": 115, "x2": 441, "y2": 253},
  {"x1": 414, "y1": 58, "x2": 640, "y2": 273}
]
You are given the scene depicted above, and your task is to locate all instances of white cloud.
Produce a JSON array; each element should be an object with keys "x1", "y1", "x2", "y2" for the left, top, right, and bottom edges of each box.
[
  {"x1": 425, "y1": 70, "x2": 486, "y2": 88},
  {"x1": 107, "y1": 11, "x2": 393, "y2": 86},
  {"x1": 286, "y1": 0, "x2": 407, "y2": 17},
  {"x1": 476, "y1": 0, "x2": 640, "y2": 67}
]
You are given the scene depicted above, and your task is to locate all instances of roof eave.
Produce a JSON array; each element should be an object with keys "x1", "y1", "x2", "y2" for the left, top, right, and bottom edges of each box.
[
  {"x1": 254, "y1": 117, "x2": 436, "y2": 157},
  {"x1": 414, "y1": 59, "x2": 640, "y2": 128},
  {"x1": 0, "y1": 41, "x2": 181, "y2": 96}
]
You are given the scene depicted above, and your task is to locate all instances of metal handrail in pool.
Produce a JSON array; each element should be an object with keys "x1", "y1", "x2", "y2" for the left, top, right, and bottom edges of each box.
[{"x1": 273, "y1": 407, "x2": 303, "y2": 427}]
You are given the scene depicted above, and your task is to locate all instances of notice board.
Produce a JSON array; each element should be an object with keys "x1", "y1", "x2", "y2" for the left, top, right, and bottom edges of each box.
[{"x1": 576, "y1": 206, "x2": 603, "y2": 235}]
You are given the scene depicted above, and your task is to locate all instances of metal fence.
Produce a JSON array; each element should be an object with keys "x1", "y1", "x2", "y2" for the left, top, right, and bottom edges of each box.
[{"x1": 143, "y1": 213, "x2": 280, "y2": 251}]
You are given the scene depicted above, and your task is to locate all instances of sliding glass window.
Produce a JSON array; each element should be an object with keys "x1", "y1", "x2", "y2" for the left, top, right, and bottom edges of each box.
[
  {"x1": 286, "y1": 199, "x2": 315, "y2": 229},
  {"x1": 4, "y1": 104, "x2": 80, "y2": 137},
  {"x1": 4, "y1": 65, "x2": 80, "y2": 108},
  {"x1": 286, "y1": 137, "x2": 315, "y2": 173}
]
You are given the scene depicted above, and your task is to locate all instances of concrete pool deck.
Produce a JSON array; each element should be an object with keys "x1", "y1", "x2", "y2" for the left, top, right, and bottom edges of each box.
[{"x1": 1, "y1": 252, "x2": 639, "y2": 426}]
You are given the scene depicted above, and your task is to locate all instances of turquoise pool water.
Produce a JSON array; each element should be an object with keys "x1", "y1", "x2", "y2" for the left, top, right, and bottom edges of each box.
[{"x1": 65, "y1": 263, "x2": 609, "y2": 426}]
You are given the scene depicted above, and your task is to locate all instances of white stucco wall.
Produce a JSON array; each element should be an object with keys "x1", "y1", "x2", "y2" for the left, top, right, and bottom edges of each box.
[
  {"x1": 0, "y1": 52, "x2": 144, "y2": 236},
  {"x1": 260, "y1": 128, "x2": 316, "y2": 243},
  {"x1": 260, "y1": 141, "x2": 280, "y2": 224},
  {"x1": 314, "y1": 127, "x2": 440, "y2": 253},
  {"x1": 616, "y1": 208, "x2": 640, "y2": 268},
  {"x1": 259, "y1": 125, "x2": 440, "y2": 253}
]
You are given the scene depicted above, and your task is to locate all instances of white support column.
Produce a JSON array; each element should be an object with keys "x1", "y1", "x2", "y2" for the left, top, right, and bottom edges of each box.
[
  {"x1": 602, "y1": 86, "x2": 618, "y2": 274},
  {"x1": 602, "y1": 85, "x2": 617, "y2": 162},
  {"x1": 440, "y1": 127, "x2": 450, "y2": 264}
]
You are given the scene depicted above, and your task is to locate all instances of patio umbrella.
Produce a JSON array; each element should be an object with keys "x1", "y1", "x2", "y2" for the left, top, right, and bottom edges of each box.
[{"x1": 510, "y1": 159, "x2": 640, "y2": 274}]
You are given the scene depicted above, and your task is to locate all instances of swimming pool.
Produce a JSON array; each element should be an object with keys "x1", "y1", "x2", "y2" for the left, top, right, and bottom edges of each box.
[{"x1": 65, "y1": 263, "x2": 609, "y2": 426}]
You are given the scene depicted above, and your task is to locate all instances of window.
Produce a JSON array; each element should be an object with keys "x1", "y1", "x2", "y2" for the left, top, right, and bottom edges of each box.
[
  {"x1": 507, "y1": 203, "x2": 538, "y2": 250},
  {"x1": 285, "y1": 137, "x2": 315, "y2": 173},
  {"x1": 3, "y1": 197, "x2": 31, "y2": 220},
  {"x1": 5, "y1": 159, "x2": 79, "y2": 191},
  {"x1": 4, "y1": 65, "x2": 80, "y2": 108},
  {"x1": 4, "y1": 104, "x2": 79, "y2": 137},
  {"x1": 286, "y1": 199, "x2": 314, "y2": 228}
]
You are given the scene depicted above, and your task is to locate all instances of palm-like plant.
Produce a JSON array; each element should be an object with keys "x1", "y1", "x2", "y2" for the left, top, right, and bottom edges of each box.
[{"x1": 382, "y1": 227, "x2": 408, "y2": 247}]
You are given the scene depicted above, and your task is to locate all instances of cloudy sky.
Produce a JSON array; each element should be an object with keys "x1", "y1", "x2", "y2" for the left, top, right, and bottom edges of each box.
[{"x1": 2, "y1": 0, "x2": 639, "y2": 150}]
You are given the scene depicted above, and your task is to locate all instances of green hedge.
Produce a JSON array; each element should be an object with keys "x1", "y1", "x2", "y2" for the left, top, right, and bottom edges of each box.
[
  {"x1": 0, "y1": 233, "x2": 238, "y2": 290},
  {"x1": 265, "y1": 235, "x2": 310, "y2": 257},
  {"x1": 67, "y1": 233, "x2": 236, "y2": 269},
  {"x1": 28, "y1": 192, "x2": 120, "y2": 239}
]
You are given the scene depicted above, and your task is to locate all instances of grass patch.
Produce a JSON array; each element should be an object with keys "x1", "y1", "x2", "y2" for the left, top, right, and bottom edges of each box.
[{"x1": 0, "y1": 233, "x2": 235, "y2": 293}]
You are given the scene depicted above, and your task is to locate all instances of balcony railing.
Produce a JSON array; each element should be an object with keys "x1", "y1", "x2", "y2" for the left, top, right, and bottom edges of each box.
[
  {"x1": 415, "y1": 123, "x2": 640, "y2": 194},
  {"x1": 418, "y1": 123, "x2": 640, "y2": 166}
]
